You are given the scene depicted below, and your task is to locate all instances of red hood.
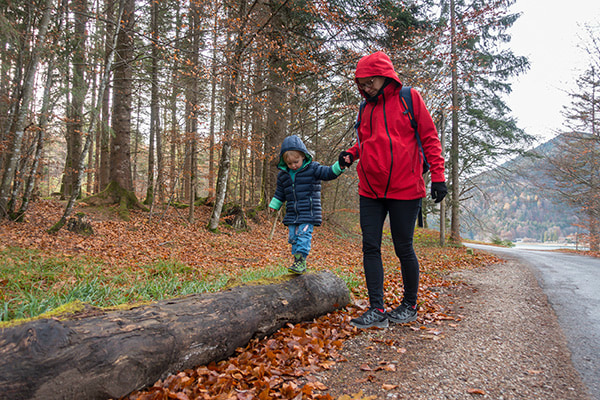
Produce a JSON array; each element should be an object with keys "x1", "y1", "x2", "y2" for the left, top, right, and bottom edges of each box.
[{"x1": 355, "y1": 51, "x2": 402, "y2": 93}]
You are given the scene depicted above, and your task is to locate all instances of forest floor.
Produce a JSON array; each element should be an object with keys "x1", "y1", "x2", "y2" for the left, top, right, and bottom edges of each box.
[{"x1": 0, "y1": 200, "x2": 592, "y2": 399}]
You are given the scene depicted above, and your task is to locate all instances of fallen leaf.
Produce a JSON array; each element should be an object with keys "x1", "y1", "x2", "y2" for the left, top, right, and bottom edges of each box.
[
  {"x1": 382, "y1": 384, "x2": 398, "y2": 390},
  {"x1": 467, "y1": 388, "x2": 486, "y2": 395},
  {"x1": 527, "y1": 369, "x2": 543, "y2": 375}
]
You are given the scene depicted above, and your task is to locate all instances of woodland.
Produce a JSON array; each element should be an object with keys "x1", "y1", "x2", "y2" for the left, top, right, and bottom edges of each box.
[
  {"x1": 1, "y1": 0, "x2": 600, "y2": 397},
  {"x1": 0, "y1": 0, "x2": 537, "y2": 240}
]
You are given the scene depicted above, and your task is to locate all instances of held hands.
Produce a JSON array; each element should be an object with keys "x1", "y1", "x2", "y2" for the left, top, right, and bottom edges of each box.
[
  {"x1": 338, "y1": 151, "x2": 354, "y2": 169},
  {"x1": 431, "y1": 181, "x2": 448, "y2": 203}
]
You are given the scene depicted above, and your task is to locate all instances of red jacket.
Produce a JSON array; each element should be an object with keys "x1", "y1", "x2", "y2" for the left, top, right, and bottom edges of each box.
[{"x1": 347, "y1": 51, "x2": 445, "y2": 200}]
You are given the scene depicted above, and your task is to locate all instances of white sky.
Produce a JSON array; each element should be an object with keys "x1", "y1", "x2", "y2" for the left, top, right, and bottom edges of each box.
[{"x1": 507, "y1": 0, "x2": 600, "y2": 144}]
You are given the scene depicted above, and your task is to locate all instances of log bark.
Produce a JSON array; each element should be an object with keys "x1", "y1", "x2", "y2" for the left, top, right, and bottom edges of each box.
[{"x1": 0, "y1": 271, "x2": 350, "y2": 400}]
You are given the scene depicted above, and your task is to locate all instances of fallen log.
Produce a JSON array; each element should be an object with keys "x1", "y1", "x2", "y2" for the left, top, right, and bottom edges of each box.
[{"x1": 0, "y1": 270, "x2": 350, "y2": 400}]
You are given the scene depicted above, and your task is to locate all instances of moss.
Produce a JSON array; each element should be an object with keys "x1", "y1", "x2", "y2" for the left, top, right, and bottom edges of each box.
[
  {"x1": 0, "y1": 300, "x2": 154, "y2": 329},
  {"x1": 223, "y1": 274, "x2": 296, "y2": 290},
  {"x1": 0, "y1": 300, "x2": 88, "y2": 328}
]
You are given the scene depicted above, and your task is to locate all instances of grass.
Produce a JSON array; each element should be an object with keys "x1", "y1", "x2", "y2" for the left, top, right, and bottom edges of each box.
[
  {"x1": 0, "y1": 246, "x2": 353, "y2": 324},
  {"x1": 0, "y1": 247, "x2": 295, "y2": 324},
  {"x1": 0, "y1": 227, "x2": 474, "y2": 325}
]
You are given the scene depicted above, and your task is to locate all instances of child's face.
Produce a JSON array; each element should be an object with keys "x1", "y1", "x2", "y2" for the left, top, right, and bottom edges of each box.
[{"x1": 284, "y1": 151, "x2": 305, "y2": 170}]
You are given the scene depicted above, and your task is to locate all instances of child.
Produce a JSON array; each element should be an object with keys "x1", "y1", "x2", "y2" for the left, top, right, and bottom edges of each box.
[{"x1": 269, "y1": 135, "x2": 345, "y2": 274}]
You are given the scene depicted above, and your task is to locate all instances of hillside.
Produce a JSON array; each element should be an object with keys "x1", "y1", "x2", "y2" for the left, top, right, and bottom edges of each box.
[{"x1": 461, "y1": 134, "x2": 581, "y2": 243}]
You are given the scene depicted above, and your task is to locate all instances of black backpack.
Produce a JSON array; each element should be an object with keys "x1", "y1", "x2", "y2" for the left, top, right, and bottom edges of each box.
[{"x1": 354, "y1": 85, "x2": 429, "y2": 174}]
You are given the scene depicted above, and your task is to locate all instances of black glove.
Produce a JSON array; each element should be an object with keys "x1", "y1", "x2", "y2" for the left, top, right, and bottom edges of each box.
[
  {"x1": 338, "y1": 151, "x2": 354, "y2": 168},
  {"x1": 431, "y1": 181, "x2": 447, "y2": 203}
]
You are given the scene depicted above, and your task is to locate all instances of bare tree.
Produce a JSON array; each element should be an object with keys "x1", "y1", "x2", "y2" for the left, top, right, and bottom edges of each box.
[
  {"x1": 0, "y1": 0, "x2": 53, "y2": 219},
  {"x1": 61, "y1": 0, "x2": 87, "y2": 199},
  {"x1": 543, "y1": 66, "x2": 600, "y2": 251}
]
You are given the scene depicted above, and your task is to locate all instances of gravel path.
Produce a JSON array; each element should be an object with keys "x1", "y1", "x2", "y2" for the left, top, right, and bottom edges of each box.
[{"x1": 317, "y1": 259, "x2": 592, "y2": 399}]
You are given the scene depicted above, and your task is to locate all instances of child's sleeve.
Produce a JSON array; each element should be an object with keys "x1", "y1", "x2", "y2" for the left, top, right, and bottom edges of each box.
[
  {"x1": 269, "y1": 172, "x2": 285, "y2": 210},
  {"x1": 331, "y1": 161, "x2": 344, "y2": 176},
  {"x1": 314, "y1": 161, "x2": 345, "y2": 181},
  {"x1": 269, "y1": 197, "x2": 283, "y2": 210}
]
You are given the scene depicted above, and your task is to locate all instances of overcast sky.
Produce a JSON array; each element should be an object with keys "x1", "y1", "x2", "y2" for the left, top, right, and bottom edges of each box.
[{"x1": 506, "y1": 0, "x2": 600, "y2": 145}]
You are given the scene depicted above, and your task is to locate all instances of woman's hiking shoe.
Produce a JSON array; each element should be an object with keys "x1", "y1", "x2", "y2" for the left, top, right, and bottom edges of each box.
[
  {"x1": 388, "y1": 303, "x2": 417, "y2": 324},
  {"x1": 349, "y1": 308, "x2": 389, "y2": 329},
  {"x1": 288, "y1": 254, "x2": 306, "y2": 274}
]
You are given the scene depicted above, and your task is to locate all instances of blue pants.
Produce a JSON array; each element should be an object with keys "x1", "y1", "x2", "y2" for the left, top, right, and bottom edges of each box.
[
  {"x1": 360, "y1": 196, "x2": 421, "y2": 309},
  {"x1": 288, "y1": 224, "x2": 314, "y2": 258}
]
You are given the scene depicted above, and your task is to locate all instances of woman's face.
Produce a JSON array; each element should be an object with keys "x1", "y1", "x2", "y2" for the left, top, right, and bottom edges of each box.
[{"x1": 357, "y1": 76, "x2": 385, "y2": 97}]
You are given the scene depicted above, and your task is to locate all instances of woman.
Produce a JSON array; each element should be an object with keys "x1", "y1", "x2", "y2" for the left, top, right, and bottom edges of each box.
[{"x1": 339, "y1": 51, "x2": 447, "y2": 328}]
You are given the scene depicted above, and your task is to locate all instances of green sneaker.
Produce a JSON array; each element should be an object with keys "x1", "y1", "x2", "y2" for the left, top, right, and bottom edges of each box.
[{"x1": 288, "y1": 253, "x2": 307, "y2": 274}]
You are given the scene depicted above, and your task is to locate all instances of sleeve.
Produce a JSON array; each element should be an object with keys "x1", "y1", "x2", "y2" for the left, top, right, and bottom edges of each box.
[
  {"x1": 269, "y1": 197, "x2": 283, "y2": 210},
  {"x1": 413, "y1": 89, "x2": 445, "y2": 182},
  {"x1": 346, "y1": 142, "x2": 360, "y2": 161},
  {"x1": 313, "y1": 161, "x2": 344, "y2": 181},
  {"x1": 271, "y1": 172, "x2": 286, "y2": 207}
]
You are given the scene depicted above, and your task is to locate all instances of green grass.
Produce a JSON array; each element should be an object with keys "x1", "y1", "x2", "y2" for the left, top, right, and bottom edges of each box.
[
  {"x1": 0, "y1": 244, "x2": 362, "y2": 324},
  {"x1": 0, "y1": 247, "x2": 292, "y2": 323}
]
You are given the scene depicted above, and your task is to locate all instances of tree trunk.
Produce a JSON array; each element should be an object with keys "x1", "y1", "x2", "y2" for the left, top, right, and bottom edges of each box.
[
  {"x1": 449, "y1": 0, "x2": 461, "y2": 243},
  {"x1": 208, "y1": 0, "x2": 247, "y2": 231},
  {"x1": 207, "y1": 5, "x2": 219, "y2": 201},
  {"x1": 185, "y1": 2, "x2": 200, "y2": 224},
  {"x1": 16, "y1": 61, "x2": 56, "y2": 220},
  {"x1": 0, "y1": 271, "x2": 350, "y2": 400},
  {"x1": 263, "y1": 18, "x2": 288, "y2": 203},
  {"x1": 63, "y1": 0, "x2": 87, "y2": 199},
  {"x1": 145, "y1": 0, "x2": 159, "y2": 206},
  {"x1": 98, "y1": 0, "x2": 115, "y2": 192},
  {"x1": 0, "y1": 0, "x2": 52, "y2": 218},
  {"x1": 109, "y1": 0, "x2": 135, "y2": 193}
]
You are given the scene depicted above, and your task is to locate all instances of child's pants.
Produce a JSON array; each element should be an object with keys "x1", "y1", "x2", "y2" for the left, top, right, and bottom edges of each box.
[{"x1": 288, "y1": 223, "x2": 314, "y2": 258}]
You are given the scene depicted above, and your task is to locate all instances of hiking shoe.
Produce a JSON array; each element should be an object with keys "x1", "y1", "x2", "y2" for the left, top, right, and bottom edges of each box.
[
  {"x1": 288, "y1": 254, "x2": 307, "y2": 274},
  {"x1": 350, "y1": 308, "x2": 389, "y2": 329},
  {"x1": 388, "y1": 303, "x2": 417, "y2": 324}
]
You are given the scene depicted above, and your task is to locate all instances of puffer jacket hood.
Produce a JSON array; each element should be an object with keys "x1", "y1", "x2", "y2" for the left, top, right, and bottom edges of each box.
[
  {"x1": 355, "y1": 51, "x2": 402, "y2": 98},
  {"x1": 277, "y1": 135, "x2": 313, "y2": 170}
]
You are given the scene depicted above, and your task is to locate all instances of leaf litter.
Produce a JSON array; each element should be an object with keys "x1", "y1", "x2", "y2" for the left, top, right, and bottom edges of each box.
[{"x1": 0, "y1": 200, "x2": 500, "y2": 399}]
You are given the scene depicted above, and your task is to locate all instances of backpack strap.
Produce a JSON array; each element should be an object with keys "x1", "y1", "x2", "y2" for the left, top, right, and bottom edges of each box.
[{"x1": 399, "y1": 86, "x2": 429, "y2": 173}]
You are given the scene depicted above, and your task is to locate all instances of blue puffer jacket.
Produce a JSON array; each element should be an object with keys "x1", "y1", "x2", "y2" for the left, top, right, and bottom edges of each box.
[{"x1": 269, "y1": 135, "x2": 343, "y2": 226}]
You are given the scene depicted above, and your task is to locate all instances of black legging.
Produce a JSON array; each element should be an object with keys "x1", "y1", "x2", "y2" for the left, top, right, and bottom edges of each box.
[{"x1": 359, "y1": 195, "x2": 422, "y2": 310}]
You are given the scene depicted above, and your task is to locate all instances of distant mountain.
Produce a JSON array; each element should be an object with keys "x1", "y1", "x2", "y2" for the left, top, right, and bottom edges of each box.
[{"x1": 461, "y1": 134, "x2": 581, "y2": 243}]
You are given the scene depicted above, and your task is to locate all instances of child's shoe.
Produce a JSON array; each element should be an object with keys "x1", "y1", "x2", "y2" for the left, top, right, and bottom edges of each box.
[{"x1": 288, "y1": 253, "x2": 307, "y2": 274}]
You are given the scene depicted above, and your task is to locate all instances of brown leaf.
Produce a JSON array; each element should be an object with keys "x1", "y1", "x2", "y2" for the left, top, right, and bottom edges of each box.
[{"x1": 467, "y1": 388, "x2": 486, "y2": 395}]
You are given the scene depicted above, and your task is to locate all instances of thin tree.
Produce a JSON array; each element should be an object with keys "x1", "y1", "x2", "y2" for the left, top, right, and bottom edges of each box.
[
  {"x1": 61, "y1": 0, "x2": 88, "y2": 199},
  {"x1": 47, "y1": 0, "x2": 125, "y2": 233},
  {"x1": 542, "y1": 66, "x2": 599, "y2": 251},
  {"x1": 145, "y1": 0, "x2": 161, "y2": 208},
  {"x1": 0, "y1": 0, "x2": 53, "y2": 219}
]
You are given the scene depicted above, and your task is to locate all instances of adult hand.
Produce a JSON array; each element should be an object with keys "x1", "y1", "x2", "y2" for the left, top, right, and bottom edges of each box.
[
  {"x1": 338, "y1": 151, "x2": 354, "y2": 168},
  {"x1": 431, "y1": 181, "x2": 447, "y2": 203}
]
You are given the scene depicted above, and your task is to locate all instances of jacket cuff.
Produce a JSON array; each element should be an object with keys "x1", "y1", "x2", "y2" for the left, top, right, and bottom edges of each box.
[
  {"x1": 269, "y1": 198, "x2": 283, "y2": 210},
  {"x1": 332, "y1": 161, "x2": 344, "y2": 175}
]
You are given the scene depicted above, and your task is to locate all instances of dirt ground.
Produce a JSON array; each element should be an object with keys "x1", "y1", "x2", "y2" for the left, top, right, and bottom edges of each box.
[{"x1": 314, "y1": 259, "x2": 592, "y2": 400}]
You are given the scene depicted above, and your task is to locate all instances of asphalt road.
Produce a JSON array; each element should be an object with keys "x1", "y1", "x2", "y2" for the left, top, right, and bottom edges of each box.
[{"x1": 466, "y1": 243, "x2": 600, "y2": 400}]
